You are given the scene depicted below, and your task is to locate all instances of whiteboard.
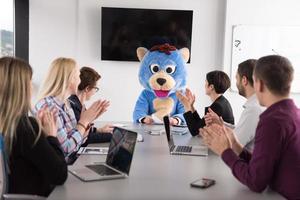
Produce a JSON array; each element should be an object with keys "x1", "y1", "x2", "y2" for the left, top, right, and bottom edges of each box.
[{"x1": 231, "y1": 25, "x2": 300, "y2": 93}]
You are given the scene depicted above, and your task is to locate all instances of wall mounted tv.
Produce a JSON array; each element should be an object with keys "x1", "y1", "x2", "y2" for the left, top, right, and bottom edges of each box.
[{"x1": 101, "y1": 7, "x2": 193, "y2": 62}]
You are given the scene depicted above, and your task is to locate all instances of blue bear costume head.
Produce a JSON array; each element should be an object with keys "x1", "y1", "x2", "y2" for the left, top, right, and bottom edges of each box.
[
  {"x1": 137, "y1": 43, "x2": 189, "y2": 98},
  {"x1": 133, "y1": 43, "x2": 189, "y2": 124}
]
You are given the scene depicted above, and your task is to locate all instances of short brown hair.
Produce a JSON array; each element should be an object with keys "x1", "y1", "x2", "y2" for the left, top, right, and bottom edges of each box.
[
  {"x1": 206, "y1": 70, "x2": 231, "y2": 94},
  {"x1": 150, "y1": 43, "x2": 177, "y2": 55},
  {"x1": 78, "y1": 66, "x2": 101, "y2": 91},
  {"x1": 254, "y1": 55, "x2": 293, "y2": 96},
  {"x1": 237, "y1": 59, "x2": 257, "y2": 86}
]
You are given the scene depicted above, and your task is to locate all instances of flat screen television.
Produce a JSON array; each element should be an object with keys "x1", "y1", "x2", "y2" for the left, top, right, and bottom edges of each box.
[{"x1": 101, "y1": 7, "x2": 193, "y2": 62}]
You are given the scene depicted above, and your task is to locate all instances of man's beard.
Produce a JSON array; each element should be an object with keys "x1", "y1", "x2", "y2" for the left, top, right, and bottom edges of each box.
[{"x1": 237, "y1": 83, "x2": 246, "y2": 97}]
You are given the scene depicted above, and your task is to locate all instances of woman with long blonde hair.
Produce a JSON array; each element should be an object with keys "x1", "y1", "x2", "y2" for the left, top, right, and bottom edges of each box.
[
  {"x1": 0, "y1": 56, "x2": 67, "y2": 196},
  {"x1": 34, "y1": 57, "x2": 109, "y2": 162}
]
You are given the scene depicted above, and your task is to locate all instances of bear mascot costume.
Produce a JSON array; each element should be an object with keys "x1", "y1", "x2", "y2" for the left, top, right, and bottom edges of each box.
[{"x1": 133, "y1": 43, "x2": 190, "y2": 125}]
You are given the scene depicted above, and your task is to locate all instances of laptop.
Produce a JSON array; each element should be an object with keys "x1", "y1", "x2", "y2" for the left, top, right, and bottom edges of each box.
[
  {"x1": 69, "y1": 127, "x2": 137, "y2": 182},
  {"x1": 163, "y1": 116, "x2": 208, "y2": 156}
]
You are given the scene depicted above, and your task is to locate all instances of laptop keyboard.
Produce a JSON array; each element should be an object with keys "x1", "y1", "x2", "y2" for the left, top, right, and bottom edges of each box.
[
  {"x1": 86, "y1": 164, "x2": 120, "y2": 176},
  {"x1": 174, "y1": 145, "x2": 192, "y2": 153}
]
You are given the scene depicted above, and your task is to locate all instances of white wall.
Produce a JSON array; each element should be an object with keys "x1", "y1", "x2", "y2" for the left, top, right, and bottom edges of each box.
[
  {"x1": 29, "y1": 0, "x2": 78, "y2": 101},
  {"x1": 30, "y1": 0, "x2": 78, "y2": 82},
  {"x1": 29, "y1": 0, "x2": 300, "y2": 122},
  {"x1": 223, "y1": 0, "x2": 300, "y2": 119},
  {"x1": 29, "y1": 0, "x2": 227, "y2": 121}
]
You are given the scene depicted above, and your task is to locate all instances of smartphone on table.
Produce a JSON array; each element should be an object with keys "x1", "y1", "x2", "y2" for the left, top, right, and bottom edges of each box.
[{"x1": 190, "y1": 178, "x2": 215, "y2": 189}]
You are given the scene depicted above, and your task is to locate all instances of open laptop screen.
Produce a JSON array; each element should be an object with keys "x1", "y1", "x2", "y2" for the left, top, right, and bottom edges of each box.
[
  {"x1": 105, "y1": 127, "x2": 137, "y2": 175},
  {"x1": 163, "y1": 116, "x2": 171, "y2": 141},
  {"x1": 163, "y1": 116, "x2": 175, "y2": 147}
]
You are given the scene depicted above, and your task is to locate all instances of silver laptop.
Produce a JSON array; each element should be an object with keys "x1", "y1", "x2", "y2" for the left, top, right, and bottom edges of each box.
[
  {"x1": 69, "y1": 127, "x2": 137, "y2": 182},
  {"x1": 163, "y1": 116, "x2": 208, "y2": 156}
]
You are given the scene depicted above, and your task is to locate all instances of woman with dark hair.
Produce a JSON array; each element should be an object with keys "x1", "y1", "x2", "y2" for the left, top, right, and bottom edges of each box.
[
  {"x1": 177, "y1": 70, "x2": 234, "y2": 136},
  {"x1": 69, "y1": 66, "x2": 113, "y2": 146}
]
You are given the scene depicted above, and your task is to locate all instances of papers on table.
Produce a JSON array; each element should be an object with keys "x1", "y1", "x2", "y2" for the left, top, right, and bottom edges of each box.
[{"x1": 77, "y1": 147, "x2": 109, "y2": 155}]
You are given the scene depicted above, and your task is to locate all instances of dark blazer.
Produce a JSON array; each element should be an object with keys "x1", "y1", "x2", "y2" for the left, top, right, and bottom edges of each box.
[
  {"x1": 8, "y1": 116, "x2": 67, "y2": 196},
  {"x1": 184, "y1": 95, "x2": 234, "y2": 136},
  {"x1": 68, "y1": 95, "x2": 112, "y2": 145}
]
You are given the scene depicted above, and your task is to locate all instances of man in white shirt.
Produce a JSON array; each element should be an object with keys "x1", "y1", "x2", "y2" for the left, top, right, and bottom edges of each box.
[{"x1": 205, "y1": 59, "x2": 263, "y2": 152}]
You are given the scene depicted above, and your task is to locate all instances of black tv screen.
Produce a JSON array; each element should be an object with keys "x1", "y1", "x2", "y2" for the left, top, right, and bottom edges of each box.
[{"x1": 101, "y1": 7, "x2": 193, "y2": 62}]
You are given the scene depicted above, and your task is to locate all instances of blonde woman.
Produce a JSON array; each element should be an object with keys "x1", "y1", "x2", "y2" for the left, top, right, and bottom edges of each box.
[
  {"x1": 0, "y1": 57, "x2": 67, "y2": 196},
  {"x1": 34, "y1": 57, "x2": 109, "y2": 161}
]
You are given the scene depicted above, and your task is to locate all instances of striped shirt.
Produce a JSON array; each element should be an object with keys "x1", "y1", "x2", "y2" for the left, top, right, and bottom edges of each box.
[{"x1": 33, "y1": 96, "x2": 85, "y2": 158}]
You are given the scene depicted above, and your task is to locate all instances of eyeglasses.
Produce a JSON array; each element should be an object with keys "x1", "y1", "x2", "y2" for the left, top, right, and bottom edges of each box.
[{"x1": 92, "y1": 87, "x2": 99, "y2": 92}]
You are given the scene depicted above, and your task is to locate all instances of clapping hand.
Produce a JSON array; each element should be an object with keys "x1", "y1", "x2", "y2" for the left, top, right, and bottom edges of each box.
[
  {"x1": 204, "y1": 108, "x2": 223, "y2": 126},
  {"x1": 202, "y1": 109, "x2": 244, "y2": 155},
  {"x1": 176, "y1": 88, "x2": 196, "y2": 112},
  {"x1": 94, "y1": 99, "x2": 110, "y2": 119},
  {"x1": 80, "y1": 99, "x2": 110, "y2": 126},
  {"x1": 37, "y1": 105, "x2": 58, "y2": 137},
  {"x1": 200, "y1": 124, "x2": 232, "y2": 156}
]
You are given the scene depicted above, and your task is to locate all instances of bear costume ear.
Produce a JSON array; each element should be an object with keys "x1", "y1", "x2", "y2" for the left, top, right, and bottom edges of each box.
[
  {"x1": 137, "y1": 47, "x2": 148, "y2": 61},
  {"x1": 180, "y1": 48, "x2": 190, "y2": 63}
]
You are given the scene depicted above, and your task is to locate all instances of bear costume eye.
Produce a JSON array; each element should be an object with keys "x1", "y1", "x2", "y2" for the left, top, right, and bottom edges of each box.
[
  {"x1": 149, "y1": 64, "x2": 160, "y2": 74},
  {"x1": 165, "y1": 65, "x2": 176, "y2": 74}
]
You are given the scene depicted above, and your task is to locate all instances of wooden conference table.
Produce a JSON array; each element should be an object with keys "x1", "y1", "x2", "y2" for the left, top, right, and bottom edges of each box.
[{"x1": 48, "y1": 122, "x2": 283, "y2": 200}]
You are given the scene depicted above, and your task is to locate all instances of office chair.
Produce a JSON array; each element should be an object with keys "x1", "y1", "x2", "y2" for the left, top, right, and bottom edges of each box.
[{"x1": 0, "y1": 134, "x2": 45, "y2": 200}]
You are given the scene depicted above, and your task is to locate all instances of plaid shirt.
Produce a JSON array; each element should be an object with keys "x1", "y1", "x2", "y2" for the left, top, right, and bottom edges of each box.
[{"x1": 33, "y1": 96, "x2": 85, "y2": 157}]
